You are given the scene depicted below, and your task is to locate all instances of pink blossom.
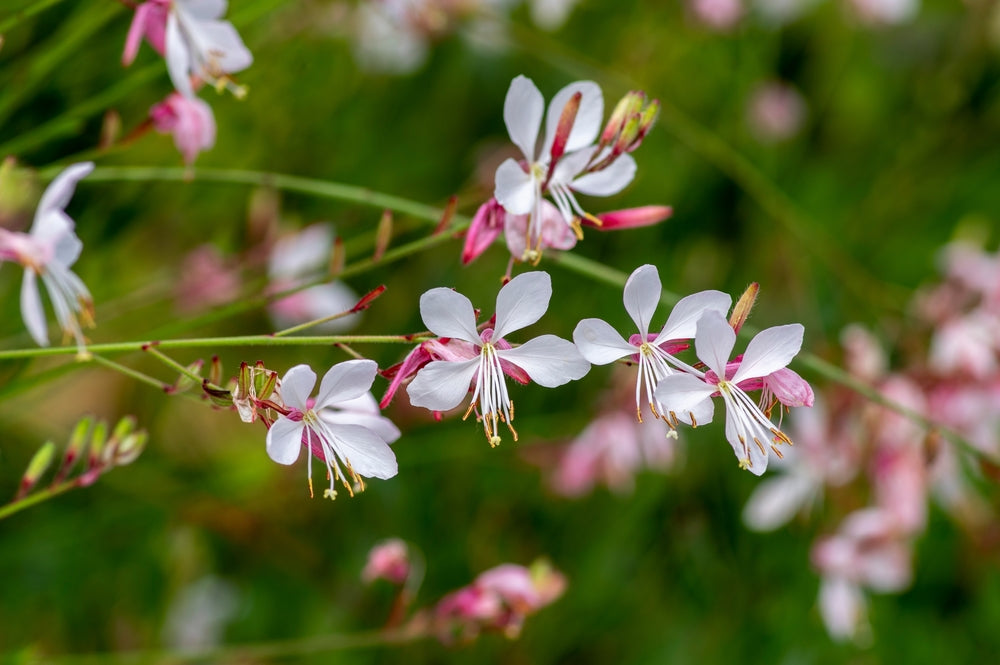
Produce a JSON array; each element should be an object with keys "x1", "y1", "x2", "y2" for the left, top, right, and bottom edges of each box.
[
  {"x1": 746, "y1": 81, "x2": 807, "y2": 143},
  {"x1": 174, "y1": 244, "x2": 240, "y2": 313},
  {"x1": 690, "y1": 0, "x2": 744, "y2": 30},
  {"x1": 362, "y1": 539, "x2": 411, "y2": 585},
  {"x1": 123, "y1": 0, "x2": 170, "y2": 66},
  {"x1": 150, "y1": 93, "x2": 217, "y2": 165}
]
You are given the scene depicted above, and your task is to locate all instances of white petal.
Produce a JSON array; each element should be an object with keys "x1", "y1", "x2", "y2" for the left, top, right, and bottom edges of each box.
[
  {"x1": 572, "y1": 318, "x2": 635, "y2": 365},
  {"x1": 184, "y1": 17, "x2": 253, "y2": 74},
  {"x1": 503, "y1": 75, "x2": 544, "y2": 161},
  {"x1": 177, "y1": 0, "x2": 228, "y2": 20},
  {"x1": 51, "y1": 218, "x2": 83, "y2": 267},
  {"x1": 723, "y1": 404, "x2": 770, "y2": 475},
  {"x1": 494, "y1": 159, "x2": 536, "y2": 215},
  {"x1": 419, "y1": 287, "x2": 481, "y2": 343},
  {"x1": 819, "y1": 577, "x2": 866, "y2": 642},
  {"x1": 622, "y1": 264, "x2": 660, "y2": 336},
  {"x1": 694, "y1": 311, "x2": 736, "y2": 377},
  {"x1": 279, "y1": 364, "x2": 316, "y2": 411},
  {"x1": 322, "y1": 407, "x2": 401, "y2": 445},
  {"x1": 268, "y1": 223, "x2": 334, "y2": 279},
  {"x1": 549, "y1": 145, "x2": 595, "y2": 184},
  {"x1": 543, "y1": 81, "x2": 603, "y2": 155},
  {"x1": 653, "y1": 373, "x2": 716, "y2": 419},
  {"x1": 655, "y1": 290, "x2": 733, "y2": 343},
  {"x1": 497, "y1": 335, "x2": 590, "y2": 387},
  {"x1": 265, "y1": 416, "x2": 304, "y2": 465},
  {"x1": 330, "y1": 424, "x2": 398, "y2": 479},
  {"x1": 35, "y1": 162, "x2": 94, "y2": 220},
  {"x1": 20, "y1": 270, "x2": 48, "y2": 346},
  {"x1": 732, "y1": 323, "x2": 805, "y2": 384},
  {"x1": 742, "y1": 474, "x2": 816, "y2": 531},
  {"x1": 406, "y1": 358, "x2": 479, "y2": 411},
  {"x1": 165, "y1": 13, "x2": 194, "y2": 97},
  {"x1": 570, "y1": 154, "x2": 636, "y2": 197},
  {"x1": 316, "y1": 359, "x2": 377, "y2": 408},
  {"x1": 492, "y1": 271, "x2": 551, "y2": 340}
]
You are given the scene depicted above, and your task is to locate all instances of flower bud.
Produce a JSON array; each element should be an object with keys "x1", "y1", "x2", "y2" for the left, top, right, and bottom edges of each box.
[
  {"x1": 53, "y1": 415, "x2": 93, "y2": 484},
  {"x1": 600, "y1": 91, "x2": 644, "y2": 147},
  {"x1": 549, "y1": 91, "x2": 582, "y2": 164},
  {"x1": 373, "y1": 209, "x2": 393, "y2": 262},
  {"x1": 590, "y1": 205, "x2": 673, "y2": 230},
  {"x1": 17, "y1": 441, "x2": 56, "y2": 499},
  {"x1": 729, "y1": 282, "x2": 759, "y2": 334},
  {"x1": 113, "y1": 431, "x2": 147, "y2": 467}
]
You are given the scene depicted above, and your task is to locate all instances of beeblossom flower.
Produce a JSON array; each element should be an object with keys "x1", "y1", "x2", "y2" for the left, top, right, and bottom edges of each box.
[
  {"x1": 266, "y1": 360, "x2": 398, "y2": 498},
  {"x1": 654, "y1": 310, "x2": 804, "y2": 474},
  {"x1": 165, "y1": 0, "x2": 253, "y2": 98},
  {"x1": 150, "y1": 92, "x2": 217, "y2": 165},
  {"x1": 573, "y1": 264, "x2": 732, "y2": 426},
  {"x1": 406, "y1": 271, "x2": 590, "y2": 446},
  {"x1": 0, "y1": 162, "x2": 95, "y2": 350},
  {"x1": 493, "y1": 76, "x2": 638, "y2": 262}
]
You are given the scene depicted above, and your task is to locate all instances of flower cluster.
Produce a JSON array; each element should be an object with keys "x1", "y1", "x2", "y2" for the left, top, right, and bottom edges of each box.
[{"x1": 123, "y1": 0, "x2": 253, "y2": 164}]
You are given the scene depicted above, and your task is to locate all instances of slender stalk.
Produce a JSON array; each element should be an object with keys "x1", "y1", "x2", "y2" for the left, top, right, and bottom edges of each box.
[
  {"x1": 0, "y1": 476, "x2": 78, "y2": 520},
  {"x1": 0, "y1": 335, "x2": 432, "y2": 361},
  {"x1": 90, "y1": 355, "x2": 171, "y2": 393}
]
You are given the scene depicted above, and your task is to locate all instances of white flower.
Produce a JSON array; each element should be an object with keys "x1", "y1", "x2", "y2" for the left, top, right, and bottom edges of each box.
[
  {"x1": 0, "y1": 162, "x2": 95, "y2": 350},
  {"x1": 494, "y1": 75, "x2": 636, "y2": 261},
  {"x1": 267, "y1": 223, "x2": 359, "y2": 333},
  {"x1": 653, "y1": 310, "x2": 803, "y2": 475},
  {"x1": 166, "y1": 0, "x2": 253, "y2": 98},
  {"x1": 406, "y1": 271, "x2": 590, "y2": 446},
  {"x1": 573, "y1": 264, "x2": 731, "y2": 425},
  {"x1": 266, "y1": 360, "x2": 398, "y2": 498}
]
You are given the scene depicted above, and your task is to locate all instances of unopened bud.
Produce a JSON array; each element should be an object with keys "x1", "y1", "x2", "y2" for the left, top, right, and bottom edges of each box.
[
  {"x1": 90, "y1": 420, "x2": 111, "y2": 467},
  {"x1": 613, "y1": 114, "x2": 642, "y2": 155},
  {"x1": 433, "y1": 195, "x2": 458, "y2": 236},
  {"x1": 53, "y1": 415, "x2": 93, "y2": 483},
  {"x1": 373, "y1": 209, "x2": 393, "y2": 262},
  {"x1": 591, "y1": 205, "x2": 673, "y2": 230},
  {"x1": 99, "y1": 110, "x2": 122, "y2": 150},
  {"x1": 600, "y1": 91, "x2": 644, "y2": 146},
  {"x1": 209, "y1": 355, "x2": 223, "y2": 387},
  {"x1": 352, "y1": 285, "x2": 387, "y2": 313},
  {"x1": 113, "y1": 431, "x2": 147, "y2": 467},
  {"x1": 549, "y1": 91, "x2": 582, "y2": 164},
  {"x1": 111, "y1": 415, "x2": 137, "y2": 443},
  {"x1": 17, "y1": 441, "x2": 56, "y2": 499},
  {"x1": 627, "y1": 100, "x2": 660, "y2": 152},
  {"x1": 729, "y1": 282, "x2": 759, "y2": 334},
  {"x1": 329, "y1": 236, "x2": 345, "y2": 276}
]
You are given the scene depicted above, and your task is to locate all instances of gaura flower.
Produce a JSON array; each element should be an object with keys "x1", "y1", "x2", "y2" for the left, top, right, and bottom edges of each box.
[
  {"x1": 653, "y1": 310, "x2": 804, "y2": 474},
  {"x1": 266, "y1": 360, "x2": 398, "y2": 498},
  {"x1": 494, "y1": 75, "x2": 637, "y2": 262},
  {"x1": 165, "y1": 0, "x2": 253, "y2": 98},
  {"x1": 406, "y1": 271, "x2": 590, "y2": 446},
  {"x1": 0, "y1": 162, "x2": 95, "y2": 350},
  {"x1": 573, "y1": 264, "x2": 731, "y2": 426},
  {"x1": 150, "y1": 92, "x2": 217, "y2": 165}
]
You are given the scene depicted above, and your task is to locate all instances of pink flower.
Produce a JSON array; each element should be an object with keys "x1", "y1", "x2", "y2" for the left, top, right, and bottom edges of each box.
[
  {"x1": 174, "y1": 244, "x2": 240, "y2": 313},
  {"x1": 746, "y1": 81, "x2": 807, "y2": 144},
  {"x1": 690, "y1": 0, "x2": 744, "y2": 30},
  {"x1": 150, "y1": 93, "x2": 217, "y2": 165},
  {"x1": 362, "y1": 539, "x2": 411, "y2": 585}
]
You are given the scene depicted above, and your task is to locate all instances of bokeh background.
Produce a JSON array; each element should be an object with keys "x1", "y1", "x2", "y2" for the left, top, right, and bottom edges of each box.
[{"x1": 2, "y1": 0, "x2": 1000, "y2": 662}]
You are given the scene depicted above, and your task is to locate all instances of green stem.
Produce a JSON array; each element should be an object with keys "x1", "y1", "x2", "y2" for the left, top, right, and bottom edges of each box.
[
  {"x1": 0, "y1": 335, "x2": 432, "y2": 361},
  {"x1": 0, "y1": 475, "x2": 78, "y2": 520},
  {"x1": 90, "y1": 354, "x2": 171, "y2": 393}
]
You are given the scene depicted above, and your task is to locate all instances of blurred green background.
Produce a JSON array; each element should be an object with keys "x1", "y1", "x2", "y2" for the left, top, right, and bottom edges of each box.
[{"x1": 2, "y1": 0, "x2": 1000, "y2": 662}]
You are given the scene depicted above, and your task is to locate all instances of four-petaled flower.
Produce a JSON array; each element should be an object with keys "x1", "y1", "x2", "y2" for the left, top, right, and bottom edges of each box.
[
  {"x1": 573, "y1": 264, "x2": 731, "y2": 426},
  {"x1": 266, "y1": 360, "x2": 398, "y2": 498},
  {"x1": 165, "y1": 0, "x2": 253, "y2": 98},
  {"x1": 407, "y1": 271, "x2": 590, "y2": 446},
  {"x1": 654, "y1": 310, "x2": 804, "y2": 474},
  {"x1": 494, "y1": 76, "x2": 636, "y2": 262},
  {"x1": 0, "y1": 162, "x2": 95, "y2": 351}
]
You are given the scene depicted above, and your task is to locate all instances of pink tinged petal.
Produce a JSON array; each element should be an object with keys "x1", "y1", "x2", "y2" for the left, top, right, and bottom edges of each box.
[
  {"x1": 570, "y1": 154, "x2": 637, "y2": 196},
  {"x1": 694, "y1": 310, "x2": 736, "y2": 377},
  {"x1": 494, "y1": 159, "x2": 536, "y2": 215},
  {"x1": 503, "y1": 75, "x2": 545, "y2": 161},
  {"x1": 655, "y1": 290, "x2": 733, "y2": 343},
  {"x1": 316, "y1": 359, "x2": 378, "y2": 408},
  {"x1": 35, "y1": 162, "x2": 94, "y2": 222},
  {"x1": 123, "y1": 3, "x2": 153, "y2": 65},
  {"x1": 419, "y1": 287, "x2": 481, "y2": 344},
  {"x1": 492, "y1": 271, "x2": 551, "y2": 341},
  {"x1": 819, "y1": 577, "x2": 866, "y2": 642},
  {"x1": 144, "y1": 3, "x2": 169, "y2": 54},
  {"x1": 165, "y1": 13, "x2": 194, "y2": 97},
  {"x1": 329, "y1": 424, "x2": 398, "y2": 479},
  {"x1": 462, "y1": 199, "x2": 504, "y2": 265},
  {"x1": 266, "y1": 416, "x2": 305, "y2": 465},
  {"x1": 742, "y1": 473, "x2": 816, "y2": 531},
  {"x1": 731, "y1": 323, "x2": 804, "y2": 384},
  {"x1": 572, "y1": 318, "x2": 634, "y2": 365},
  {"x1": 172, "y1": 95, "x2": 216, "y2": 164},
  {"x1": 592, "y1": 205, "x2": 673, "y2": 230},
  {"x1": 406, "y1": 358, "x2": 479, "y2": 411},
  {"x1": 496, "y1": 335, "x2": 590, "y2": 387},
  {"x1": 21, "y1": 270, "x2": 48, "y2": 346},
  {"x1": 763, "y1": 367, "x2": 814, "y2": 407},
  {"x1": 653, "y1": 374, "x2": 716, "y2": 422},
  {"x1": 543, "y1": 81, "x2": 603, "y2": 155},
  {"x1": 279, "y1": 364, "x2": 317, "y2": 411},
  {"x1": 503, "y1": 202, "x2": 576, "y2": 257},
  {"x1": 622, "y1": 264, "x2": 661, "y2": 335}
]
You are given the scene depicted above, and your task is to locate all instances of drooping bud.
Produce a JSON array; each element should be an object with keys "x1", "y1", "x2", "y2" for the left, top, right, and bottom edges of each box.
[
  {"x1": 17, "y1": 441, "x2": 56, "y2": 500},
  {"x1": 549, "y1": 91, "x2": 582, "y2": 165},
  {"x1": 729, "y1": 282, "x2": 760, "y2": 334},
  {"x1": 433, "y1": 195, "x2": 458, "y2": 236},
  {"x1": 587, "y1": 205, "x2": 673, "y2": 230},
  {"x1": 373, "y1": 209, "x2": 393, "y2": 262}
]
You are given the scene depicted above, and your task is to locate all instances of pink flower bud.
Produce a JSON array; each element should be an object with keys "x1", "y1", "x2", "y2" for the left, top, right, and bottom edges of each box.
[
  {"x1": 150, "y1": 93, "x2": 216, "y2": 165},
  {"x1": 461, "y1": 198, "x2": 505, "y2": 265},
  {"x1": 589, "y1": 205, "x2": 673, "y2": 230},
  {"x1": 361, "y1": 538, "x2": 411, "y2": 585}
]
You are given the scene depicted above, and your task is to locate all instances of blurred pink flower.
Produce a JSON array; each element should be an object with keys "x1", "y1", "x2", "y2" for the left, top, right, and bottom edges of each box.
[
  {"x1": 690, "y1": 0, "x2": 744, "y2": 30},
  {"x1": 150, "y1": 93, "x2": 217, "y2": 165},
  {"x1": 174, "y1": 244, "x2": 240, "y2": 313},
  {"x1": 362, "y1": 539, "x2": 411, "y2": 585},
  {"x1": 847, "y1": 0, "x2": 919, "y2": 25},
  {"x1": 747, "y1": 81, "x2": 807, "y2": 144}
]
